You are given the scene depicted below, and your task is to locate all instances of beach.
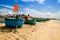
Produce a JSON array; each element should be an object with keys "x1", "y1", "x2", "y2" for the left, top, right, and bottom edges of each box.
[{"x1": 0, "y1": 20, "x2": 60, "y2": 40}]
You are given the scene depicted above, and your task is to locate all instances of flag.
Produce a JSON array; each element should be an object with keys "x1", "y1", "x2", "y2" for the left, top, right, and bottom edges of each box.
[{"x1": 14, "y1": 3, "x2": 18, "y2": 12}]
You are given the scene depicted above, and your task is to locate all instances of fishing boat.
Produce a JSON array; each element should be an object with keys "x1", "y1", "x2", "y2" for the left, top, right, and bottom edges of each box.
[
  {"x1": 36, "y1": 18, "x2": 47, "y2": 22},
  {"x1": 24, "y1": 14, "x2": 36, "y2": 25},
  {"x1": 4, "y1": 3, "x2": 25, "y2": 28},
  {"x1": 5, "y1": 18, "x2": 24, "y2": 28},
  {"x1": 27, "y1": 19, "x2": 36, "y2": 25}
]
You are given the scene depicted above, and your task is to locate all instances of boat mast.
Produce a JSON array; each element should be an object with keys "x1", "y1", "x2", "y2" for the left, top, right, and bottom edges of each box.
[{"x1": 20, "y1": 9, "x2": 22, "y2": 14}]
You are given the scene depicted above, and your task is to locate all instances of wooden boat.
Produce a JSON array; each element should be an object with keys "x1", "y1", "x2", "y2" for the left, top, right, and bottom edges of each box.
[
  {"x1": 36, "y1": 18, "x2": 47, "y2": 22},
  {"x1": 27, "y1": 19, "x2": 36, "y2": 25},
  {"x1": 5, "y1": 18, "x2": 24, "y2": 28}
]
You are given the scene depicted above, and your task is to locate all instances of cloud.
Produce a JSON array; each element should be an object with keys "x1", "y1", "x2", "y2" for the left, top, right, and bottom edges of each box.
[
  {"x1": 21, "y1": 0, "x2": 35, "y2": 2},
  {"x1": 36, "y1": 0, "x2": 45, "y2": 4},
  {"x1": 0, "y1": 9, "x2": 9, "y2": 15},
  {"x1": 40, "y1": 5, "x2": 56, "y2": 12},
  {"x1": 47, "y1": 6, "x2": 53, "y2": 8},
  {"x1": 57, "y1": 0, "x2": 60, "y2": 3},
  {"x1": 0, "y1": 7, "x2": 60, "y2": 19},
  {"x1": 0, "y1": 5, "x2": 13, "y2": 9},
  {"x1": 24, "y1": 8, "x2": 40, "y2": 15},
  {"x1": 24, "y1": 8, "x2": 60, "y2": 19},
  {"x1": 21, "y1": 0, "x2": 45, "y2": 4},
  {"x1": 0, "y1": 8, "x2": 15, "y2": 15}
]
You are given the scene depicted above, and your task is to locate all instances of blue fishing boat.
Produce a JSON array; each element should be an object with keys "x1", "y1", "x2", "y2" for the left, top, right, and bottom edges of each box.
[
  {"x1": 5, "y1": 18, "x2": 24, "y2": 28},
  {"x1": 4, "y1": 3, "x2": 25, "y2": 28}
]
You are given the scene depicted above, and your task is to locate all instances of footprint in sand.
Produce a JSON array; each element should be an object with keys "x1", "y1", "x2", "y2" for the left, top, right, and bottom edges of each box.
[{"x1": 15, "y1": 38, "x2": 19, "y2": 40}]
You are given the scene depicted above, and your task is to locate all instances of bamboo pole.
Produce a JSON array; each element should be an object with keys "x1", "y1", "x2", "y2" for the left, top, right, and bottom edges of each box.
[{"x1": 14, "y1": 9, "x2": 18, "y2": 33}]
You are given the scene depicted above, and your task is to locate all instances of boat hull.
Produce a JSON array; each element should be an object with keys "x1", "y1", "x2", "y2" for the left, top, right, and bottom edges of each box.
[
  {"x1": 27, "y1": 19, "x2": 36, "y2": 25},
  {"x1": 5, "y1": 18, "x2": 24, "y2": 28}
]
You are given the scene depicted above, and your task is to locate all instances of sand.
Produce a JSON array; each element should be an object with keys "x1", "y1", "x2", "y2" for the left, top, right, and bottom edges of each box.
[{"x1": 0, "y1": 20, "x2": 60, "y2": 40}]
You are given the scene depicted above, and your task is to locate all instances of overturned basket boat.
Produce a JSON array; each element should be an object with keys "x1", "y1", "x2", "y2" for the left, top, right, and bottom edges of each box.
[{"x1": 5, "y1": 18, "x2": 24, "y2": 28}]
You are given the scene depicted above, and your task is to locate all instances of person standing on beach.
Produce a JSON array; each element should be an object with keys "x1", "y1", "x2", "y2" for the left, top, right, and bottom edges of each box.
[{"x1": 24, "y1": 14, "x2": 30, "y2": 23}]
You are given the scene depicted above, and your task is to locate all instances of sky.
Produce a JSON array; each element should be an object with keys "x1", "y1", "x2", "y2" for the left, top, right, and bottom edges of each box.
[{"x1": 0, "y1": 0, "x2": 60, "y2": 19}]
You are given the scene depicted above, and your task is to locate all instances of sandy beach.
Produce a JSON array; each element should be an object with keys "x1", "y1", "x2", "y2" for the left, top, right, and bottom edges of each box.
[{"x1": 0, "y1": 20, "x2": 60, "y2": 40}]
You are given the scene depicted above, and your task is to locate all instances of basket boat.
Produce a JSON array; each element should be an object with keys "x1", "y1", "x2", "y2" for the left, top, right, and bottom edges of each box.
[{"x1": 5, "y1": 18, "x2": 24, "y2": 28}]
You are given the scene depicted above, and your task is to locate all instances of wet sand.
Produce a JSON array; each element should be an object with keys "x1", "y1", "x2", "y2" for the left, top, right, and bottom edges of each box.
[{"x1": 0, "y1": 20, "x2": 60, "y2": 40}]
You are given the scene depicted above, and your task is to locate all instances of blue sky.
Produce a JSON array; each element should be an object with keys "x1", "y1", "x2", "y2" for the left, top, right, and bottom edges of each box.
[{"x1": 0, "y1": 0, "x2": 60, "y2": 18}]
